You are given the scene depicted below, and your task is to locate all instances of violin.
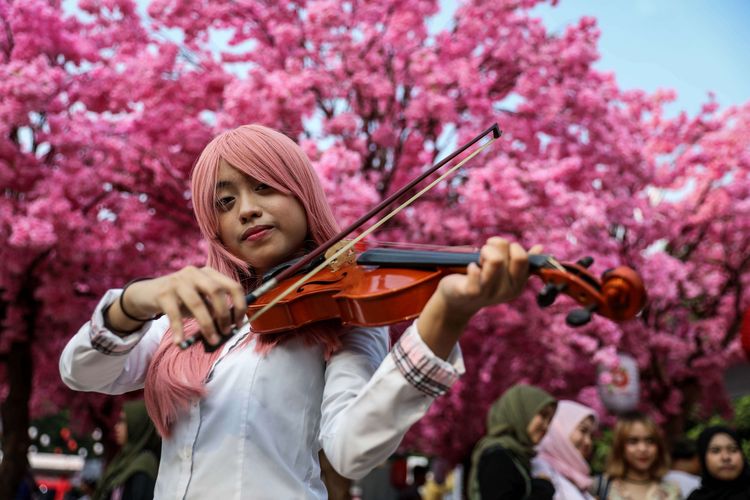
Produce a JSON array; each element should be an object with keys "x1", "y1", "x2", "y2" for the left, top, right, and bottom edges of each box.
[{"x1": 245, "y1": 247, "x2": 646, "y2": 334}]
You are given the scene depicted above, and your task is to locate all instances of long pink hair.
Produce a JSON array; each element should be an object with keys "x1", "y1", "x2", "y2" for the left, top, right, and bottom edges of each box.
[{"x1": 144, "y1": 125, "x2": 341, "y2": 437}]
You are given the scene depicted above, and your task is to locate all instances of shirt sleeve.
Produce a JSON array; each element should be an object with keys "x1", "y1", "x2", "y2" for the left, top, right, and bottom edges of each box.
[
  {"x1": 391, "y1": 324, "x2": 463, "y2": 397},
  {"x1": 319, "y1": 321, "x2": 464, "y2": 480},
  {"x1": 59, "y1": 289, "x2": 166, "y2": 394}
]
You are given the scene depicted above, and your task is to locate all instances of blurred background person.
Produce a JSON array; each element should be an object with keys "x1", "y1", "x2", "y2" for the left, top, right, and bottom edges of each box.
[
  {"x1": 687, "y1": 425, "x2": 750, "y2": 500},
  {"x1": 592, "y1": 411, "x2": 680, "y2": 499},
  {"x1": 93, "y1": 400, "x2": 160, "y2": 500},
  {"x1": 65, "y1": 459, "x2": 103, "y2": 500},
  {"x1": 468, "y1": 384, "x2": 557, "y2": 499},
  {"x1": 422, "y1": 458, "x2": 455, "y2": 500},
  {"x1": 665, "y1": 437, "x2": 702, "y2": 498},
  {"x1": 397, "y1": 465, "x2": 427, "y2": 500},
  {"x1": 533, "y1": 400, "x2": 598, "y2": 499}
]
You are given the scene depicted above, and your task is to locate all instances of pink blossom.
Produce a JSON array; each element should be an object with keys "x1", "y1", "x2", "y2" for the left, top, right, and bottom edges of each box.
[{"x1": 8, "y1": 216, "x2": 57, "y2": 250}]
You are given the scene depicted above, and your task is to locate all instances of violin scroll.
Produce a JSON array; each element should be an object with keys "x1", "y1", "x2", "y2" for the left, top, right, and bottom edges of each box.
[
  {"x1": 531, "y1": 255, "x2": 646, "y2": 326},
  {"x1": 600, "y1": 267, "x2": 648, "y2": 320}
]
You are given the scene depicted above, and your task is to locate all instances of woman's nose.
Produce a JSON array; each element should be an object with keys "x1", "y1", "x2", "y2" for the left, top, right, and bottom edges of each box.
[{"x1": 238, "y1": 194, "x2": 262, "y2": 222}]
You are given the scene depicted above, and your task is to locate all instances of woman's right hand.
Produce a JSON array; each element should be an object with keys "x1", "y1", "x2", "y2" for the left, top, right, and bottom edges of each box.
[{"x1": 107, "y1": 266, "x2": 246, "y2": 346}]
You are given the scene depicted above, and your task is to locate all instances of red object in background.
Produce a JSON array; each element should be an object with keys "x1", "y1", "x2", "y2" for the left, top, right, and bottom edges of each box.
[
  {"x1": 35, "y1": 476, "x2": 72, "y2": 500},
  {"x1": 741, "y1": 306, "x2": 750, "y2": 359},
  {"x1": 390, "y1": 456, "x2": 408, "y2": 489}
]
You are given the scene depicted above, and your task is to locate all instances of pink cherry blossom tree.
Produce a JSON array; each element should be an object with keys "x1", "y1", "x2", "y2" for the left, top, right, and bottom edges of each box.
[
  {"x1": 2, "y1": 0, "x2": 749, "y2": 492},
  {"x1": 1, "y1": 0, "x2": 225, "y2": 492}
]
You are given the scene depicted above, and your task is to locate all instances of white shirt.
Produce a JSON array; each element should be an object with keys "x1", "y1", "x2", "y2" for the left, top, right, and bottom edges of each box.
[
  {"x1": 59, "y1": 290, "x2": 464, "y2": 500},
  {"x1": 532, "y1": 457, "x2": 595, "y2": 500},
  {"x1": 664, "y1": 470, "x2": 701, "y2": 498}
]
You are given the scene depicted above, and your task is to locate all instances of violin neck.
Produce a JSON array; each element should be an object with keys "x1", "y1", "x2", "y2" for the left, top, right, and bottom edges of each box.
[{"x1": 357, "y1": 248, "x2": 547, "y2": 272}]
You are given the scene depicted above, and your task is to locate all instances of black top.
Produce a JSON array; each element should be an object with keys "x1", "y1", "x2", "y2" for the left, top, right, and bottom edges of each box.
[
  {"x1": 121, "y1": 471, "x2": 156, "y2": 500},
  {"x1": 687, "y1": 489, "x2": 750, "y2": 500},
  {"x1": 687, "y1": 426, "x2": 750, "y2": 500},
  {"x1": 478, "y1": 447, "x2": 555, "y2": 500}
]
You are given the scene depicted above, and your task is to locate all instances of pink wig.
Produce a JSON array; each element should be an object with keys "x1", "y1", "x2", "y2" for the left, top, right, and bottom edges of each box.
[
  {"x1": 536, "y1": 400, "x2": 598, "y2": 491},
  {"x1": 145, "y1": 125, "x2": 341, "y2": 437}
]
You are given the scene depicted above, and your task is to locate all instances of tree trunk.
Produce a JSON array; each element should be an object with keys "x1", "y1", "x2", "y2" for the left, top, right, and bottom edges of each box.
[
  {"x1": 0, "y1": 339, "x2": 33, "y2": 498},
  {"x1": 0, "y1": 257, "x2": 44, "y2": 498},
  {"x1": 663, "y1": 377, "x2": 702, "y2": 444}
]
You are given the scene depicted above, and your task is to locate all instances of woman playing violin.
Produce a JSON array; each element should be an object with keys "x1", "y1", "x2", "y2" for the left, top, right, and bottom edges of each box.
[{"x1": 59, "y1": 124, "x2": 540, "y2": 499}]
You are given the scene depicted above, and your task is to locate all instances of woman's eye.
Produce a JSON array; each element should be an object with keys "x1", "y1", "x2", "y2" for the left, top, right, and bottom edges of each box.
[
  {"x1": 254, "y1": 183, "x2": 270, "y2": 192},
  {"x1": 216, "y1": 197, "x2": 234, "y2": 209}
]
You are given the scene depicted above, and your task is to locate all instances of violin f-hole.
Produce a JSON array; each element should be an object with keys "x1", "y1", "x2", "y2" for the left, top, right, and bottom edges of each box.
[{"x1": 296, "y1": 272, "x2": 349, "y2": 293}]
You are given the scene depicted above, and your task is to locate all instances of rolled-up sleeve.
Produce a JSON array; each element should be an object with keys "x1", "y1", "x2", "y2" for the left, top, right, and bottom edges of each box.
[
  {"x1": 391, "y1": 324, "x2": 463, "y2": 397},
  {"x1": 319, "y1": 322, "x2": 464, "y2": 479},
  {"x1": 59, "y1": 290, "x2": 166, "y2": 394}
]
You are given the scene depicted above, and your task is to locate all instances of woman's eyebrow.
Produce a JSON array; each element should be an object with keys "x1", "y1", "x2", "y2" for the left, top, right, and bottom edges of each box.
[{"x1": 215, "y1": 179, "x2": 234, "y2": 190}]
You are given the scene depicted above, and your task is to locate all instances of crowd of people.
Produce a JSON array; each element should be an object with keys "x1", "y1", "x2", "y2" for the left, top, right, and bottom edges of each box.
[{"x1": 467, "y1": 384, "x2": 750, "y2": 500}]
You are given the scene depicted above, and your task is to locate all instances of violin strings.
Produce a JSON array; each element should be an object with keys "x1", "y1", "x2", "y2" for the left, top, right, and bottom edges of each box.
[
  {"x1": 363, "y1": 239, "x2": 481, "y2": 253},
  {"x1": 246, "y1": 136, "x2": 499, "y2": 324}
]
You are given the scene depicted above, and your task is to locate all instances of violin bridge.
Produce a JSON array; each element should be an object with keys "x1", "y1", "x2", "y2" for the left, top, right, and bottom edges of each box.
[{"x1": 325, "y1": 239, "x2": 358, "y2": 271}]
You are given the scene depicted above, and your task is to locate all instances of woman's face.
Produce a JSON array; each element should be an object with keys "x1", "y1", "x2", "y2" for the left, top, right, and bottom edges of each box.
[
  {"x1": 570, "y1": 416, "x2": 596, "y2": 459},
  {"x1": 623, "y1": 421, "x2": 658, "y2": 473},
  {"x1": 705, "y1": 433, "x2": 744, "y2": 481},
  {"x1": 216, "y1": 161, "x2": 308, "y2": 275},
  {"x1": 114, "y1": 411, "x2": 127, "y2": 446},
  {"x1": 527, "y1": 403, "x2": 556, "y2": 445}
]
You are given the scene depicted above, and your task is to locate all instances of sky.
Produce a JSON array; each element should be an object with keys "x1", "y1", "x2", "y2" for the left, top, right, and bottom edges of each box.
[{"x1": 434, "y1": 0, "x2": 750, "y2": 116}]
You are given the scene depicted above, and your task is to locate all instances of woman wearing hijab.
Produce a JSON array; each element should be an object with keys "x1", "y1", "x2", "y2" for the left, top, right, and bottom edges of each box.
[
  {"x1": 532, "y1": 400, "x2": 598, "y2": 500},
  {"x1": 687, "y1": 425, "x2": 750, "y2": 500},
  {"x1": 94, "y1": 400, "x2": 161, "y2": 500},
  {"x1": 469, "y1": 384, "x2": 558, "y2": 499}
]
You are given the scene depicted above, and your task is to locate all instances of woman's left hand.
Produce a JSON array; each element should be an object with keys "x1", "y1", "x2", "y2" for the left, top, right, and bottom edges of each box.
[
  {"x1": 416, "y1": 237, "x2": 542, "y2": 359},
  {"x1": 437, "y1": 237, "x2": 542, "y2": 320}
]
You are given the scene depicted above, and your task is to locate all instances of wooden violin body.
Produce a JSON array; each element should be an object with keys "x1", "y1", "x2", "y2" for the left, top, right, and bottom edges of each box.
[{"x1": 247, "y1": 248, "x2": 647, "y2": 334}]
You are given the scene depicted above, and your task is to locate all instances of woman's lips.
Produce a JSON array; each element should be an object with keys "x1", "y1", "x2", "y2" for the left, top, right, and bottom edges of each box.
[{"x1": 242, "y1": 226, "x2": 273, "y2": 242}]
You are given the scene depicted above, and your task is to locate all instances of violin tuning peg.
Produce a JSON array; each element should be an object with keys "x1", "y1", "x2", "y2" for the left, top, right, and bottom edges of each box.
[
  {"x1": 576, "y1": 256, "x2": 594, "y2": 268},
  {"x1": 566, "y1": 304, "x2": 597, "y2": 327},
  {"x1": 537, "y1": 283, "x2": 566, "y2": 307}
]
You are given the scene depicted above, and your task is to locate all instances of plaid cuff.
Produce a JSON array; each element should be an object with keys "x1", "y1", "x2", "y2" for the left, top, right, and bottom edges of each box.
[
  {"x1": 391, "y1": 324, "x2": 464, "y2": 397},
  {"x1": 89, "y1": 289, "x2": 153, "y2": 356}
]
